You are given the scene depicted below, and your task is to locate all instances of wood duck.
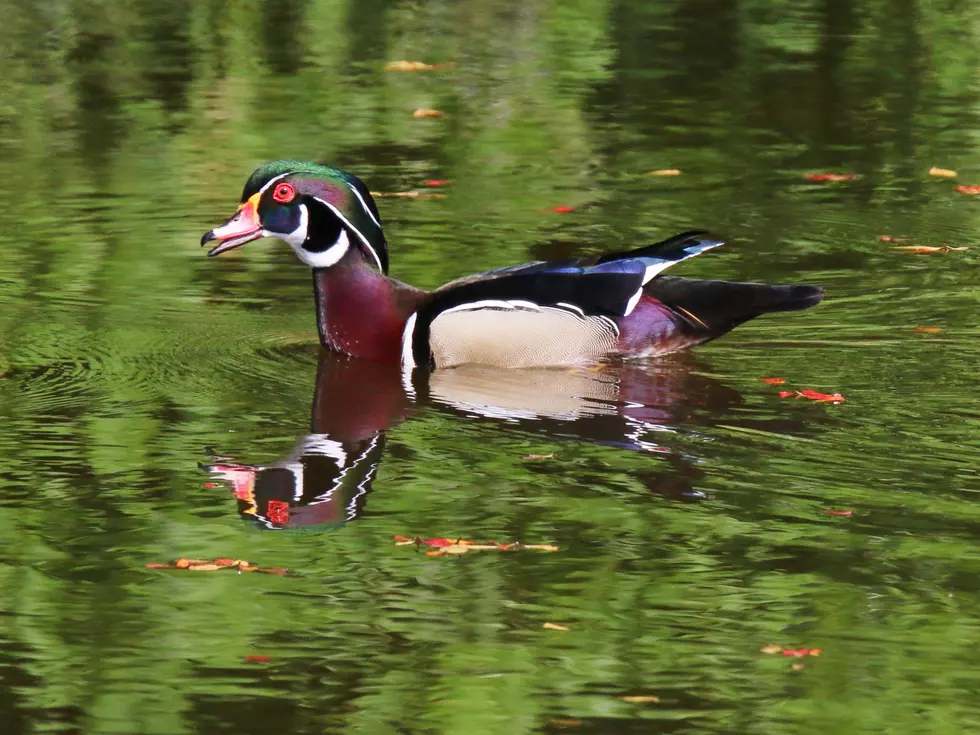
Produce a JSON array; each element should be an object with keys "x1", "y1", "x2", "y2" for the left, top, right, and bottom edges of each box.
[{"x1": 202, "y1": 160, "x2": 824, "y2": 369}]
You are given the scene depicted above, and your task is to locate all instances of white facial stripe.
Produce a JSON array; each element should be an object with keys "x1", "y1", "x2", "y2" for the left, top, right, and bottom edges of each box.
[
  {"x1": 348, "y1": 184, "x2": 382, "y2": 229},
  {"x1": 257, "y1": 171, "x2": 298, "y2": 198},
  {"x1": 271, "y1": 202, "x2": 309, "y2": 249},
  {"x1": 310, "y1": 195, "x2": 385, "y2": 273},
  {"x1": 401, "y1": 312, "x2": 418, "y2": 369},
  {"x1": 280, "y1": 225, "x2": 350, "y2": 269}
]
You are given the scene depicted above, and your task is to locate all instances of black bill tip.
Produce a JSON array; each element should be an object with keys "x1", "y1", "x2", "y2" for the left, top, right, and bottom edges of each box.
[{"x1": 201, "y1": 230, "x2": 216, "y2": 247}]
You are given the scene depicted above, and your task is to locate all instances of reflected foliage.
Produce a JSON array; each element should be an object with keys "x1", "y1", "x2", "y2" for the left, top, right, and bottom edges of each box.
[{"x1": 1, "y1": 0, "x2": 980, "y2": 733}]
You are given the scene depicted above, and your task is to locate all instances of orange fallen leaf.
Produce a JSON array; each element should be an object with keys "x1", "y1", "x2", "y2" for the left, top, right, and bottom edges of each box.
[
  {"x1": 187, "y1": 563, "x2": 222, "y2": 571},
  {"x1": 911, "y1": 327, "x2": 942, "y2": 333},
  {"x1": 425, "y1": 550, "x2": 445, "y2": 557},
  {"x1": 413, "y1": 108, "x2": 445, "y2": 119},
  {"x1": 928, "y1": 166, "x2": 957, "y2": 179},
  {"x1": 891, "y1": 245, "x2": 969, "y2": 253},
  {"x1": 393, "y1": 535, "x2": 413, "y2": 544},
  {"x1": 823, "y1": 509, "x2": 853, "y2": 517},
  {"x1": 174, "y1": 558, "x2": 207, "y2": 568},
  {"x1": 258, "y1": 567, "x2": 290, "y2": 575},
  {"x1": 145, "y1": 563, "x2": 171, "y2": 569},
  {"x1": 243, "y1": 655, "x2": 272, "y2": 663},
  {"x1": 369, "y1": 190, "x2": 446, "y2": 199},
  {"x1": 618, "y1": 695, "x2": 660, "y2": 703},
  {"x1": 878, "y1": 235, "x2": 911, "y2": 243},
  {"x1": 525, "y1": 544, "x2": 560, "y2": 552},
  {"x1": 522, "y1": 453, "x2": 555, "y2": 460},
  {"x1": 954, "y1": 185, "x2": 980, "y2": 194},
  {"x1": 215, "y1": 558, "x2": 236, "y2": 567},
  {"x1": 551, "y1": 206, "x2": 575, "y2": 213},
  {"x1": 543, "y1": 622, "x2": 569, "y2": 631},
  {"x1": 238, "y1": 565, "x2": 259, "y2": 572},
  {"x1": 385, "y1": 60, "x2": 446, "y2": 72},
  {"x1": 791, "y1": 662, "x2": 806, "y2": 671},
  {"x1": 423, "y1": 179, "x2": 449, "y2": 187},
  {"x1": 760, "y1": 377, "x2": 786, "y2": 385},
  {"x1": 808, "y1": 648, "x2": 822, "y2": 656},
  {"x1": 804, "y1": 172, "x2": 857, "y2": 182},
  {"x1": 760, "y1": 644, "x2": 783, "y2": 654},
  {"x1": 780, "y1": 389, "x2": 845, "y2": 403},
  {"x1": 443, "y1": 544, "x2": 470, "y2": 555},
  {"x1": 648, "y1": 169, "x2": 681, "y2": 176}
]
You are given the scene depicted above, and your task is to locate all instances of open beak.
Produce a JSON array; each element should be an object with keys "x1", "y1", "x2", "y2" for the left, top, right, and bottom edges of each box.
[{"x1": 201, "y1": 193, "x2": 263, "y2": 256}]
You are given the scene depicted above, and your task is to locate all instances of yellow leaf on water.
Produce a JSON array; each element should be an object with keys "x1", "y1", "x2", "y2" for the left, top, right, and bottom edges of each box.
[
  {"x1": 525, "y1": 544, "x2": 560, "y2": 552},
  {"x1": 444, "y1": 544, "x2": 470, "y2": 554},
  {"x1": 543, "y1": 622, "x2": 569, "y2": 631},
  {"x1": 928, "y1": 166, "x2": 957, "y2": 178},
  {"x1": 413, "y1": 108, "x2": 445, "y2": 119},
  {"x1": 386, "y1": 60, "x2": 436, "y2": 71},
  {"x1": 760, "y1": 644, "x2": 783, "y2": 654},
  {"x1": 791, "y1": 662, "x2": 806, "y2": 671},
  {"x1": 648, "y1": 169, "x2": 681, "y2": 176},
  {"x1": 187, "y1": 563, "x2": 222, "y2": 571},
  {"x1": 618, "y1": 695, "x2": 660, "y2": 704}
]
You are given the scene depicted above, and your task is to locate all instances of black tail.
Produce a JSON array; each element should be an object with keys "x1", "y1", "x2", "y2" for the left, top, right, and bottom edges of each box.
[{"x1": 646, "y1": 276, "x2": 824, "y2": 342}]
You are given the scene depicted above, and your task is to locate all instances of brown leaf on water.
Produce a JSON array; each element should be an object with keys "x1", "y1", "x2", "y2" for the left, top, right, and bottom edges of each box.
[
  {"x1": 550, "y1": 718, "x2": 582, "y2": 728},
  {"x1": 370, "y1": 190, "x2": 446, "y2": 199},
  {"x1": 413, "y1": 108, "x2": 445, "y2": 119},
  {"x1": 760, "y1": 644, "x2": 783, "y2": 655},
  {"x1": 822, "y1": 509, "x2": 853, "y2": 517},
  {"x1": 215, "y1": 558, "x2": 236, "y2": 567},
  {"x1": 187, "y1": 563, "x2": 222, "y2": 572},
  {"x1": 804, "y1": 172, "x2": 857, "y2": 182},
  {"x1": 238, "y1": 565, "x2": 259, "y2": 572},
  {"x1": 385, "y1": 61, "x2": 440, "y2": 71},
  {"x1": 954, "y1": 185, "x2": 980, "y2": 195},
  {"x1": 618, "y1": 695, "x2": 661, "y2": 704},
  {"x1": 928, "y1": 166, "x2": 957, "y2": 179},
  {"x1": 425, "y1": 549, "x2": 446, "y2": 557},
  {"x1": 145, "y1": 563, "x2": 172, "y2": 569},
  {"x1": 911, "y1": 327, "x2": 942, "y2": 333},
  {"x1": 891, "y1": 244, "x2": 969, "y2": 253},
  {"x1": 244, "y1": 655, "x2": 272, "y2": 663},
  {"x1": 522, "y1": 453, "x2": 555, "y2": 460},
  {"x1": 174, "y1": 558, "x2": 207, "y2": 568},
  {"x1": 648, "y1": 169, "x2": 681, "y2": 176},
  {"x1": 543, "y1": 622, "x2": 570, "y2": 631},
  {"x1": 779, "y1": 390, "x2": 845, "y2": 403}
]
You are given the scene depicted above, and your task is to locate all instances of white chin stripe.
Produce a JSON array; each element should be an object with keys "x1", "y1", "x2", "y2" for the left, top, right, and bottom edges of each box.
[
  {"x1": 310, "y1": 195, "x2": 385, "y2": 273},
  {"x1": 277, "y1": 206, "x2": 351, "y2": 269}
]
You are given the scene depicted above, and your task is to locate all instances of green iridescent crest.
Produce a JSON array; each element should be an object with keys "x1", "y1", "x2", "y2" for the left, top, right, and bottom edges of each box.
[{"x1": 244, "y1": 160, "x2": 388, "y2": 273}]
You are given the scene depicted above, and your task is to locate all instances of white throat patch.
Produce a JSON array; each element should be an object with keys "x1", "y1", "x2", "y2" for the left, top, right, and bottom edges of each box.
[{"x1": 272, "y1": 204, "x2": 351, "y2": 269}]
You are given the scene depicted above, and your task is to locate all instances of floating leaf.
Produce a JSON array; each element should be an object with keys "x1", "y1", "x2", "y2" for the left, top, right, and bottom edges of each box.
[
  {"x1": 823, "y1": 509, "x2": 853, "y2": 517},
  {"x1": 412, "y1": 108, "x2": 445, "y2": 119},
  {"x1": 370, "y1": 190, "x2": 446, "y2": 199},
  {"x1": 928, "y1": 166, "x2": 957, "y2": 178},
  {"x1": 760, "y1": 377, "x2": 785, "y2": 385},
  {"x1": 543, "y1": 622, "x2": 569, "y2": 631},
  {"x1": 243, "y1": 655, "x2": 272, "y2": 663},
  {"x1": 804, "y1": 173, "x2": 857, "y2": 182},
  {"x1": 891, "y1": 245, "x2": 969, "y2": 253},
  {"x1": 911, "y1": 327, "x2": 942, "y2": 333},
  {"x1": 760, "y1": 644, "x2": 783, "y2": 655},
  {"x1": 188, "y1": 563, "x2": 222, "y2": 571},
  {"x1": 791, "y1": 662, "x2": 806, "y2": 671},
  {"x1": 648, "y1": 169, "x2": 681, "y2": 176},
  {"x1": 145, "y1": 563, "x2": 171, "y2": 569},
  {"x1": 954, "y1": 185, "x2": 980, "y2": 194},
  {"x1": 423, "y1": 179, "x2": 449, "y2": 187},
  {"x1": 618, "y1": 695, "x2": 660, "y2": 703},
  {"x1": 385, "y1": 60, "x2": 452, "y2": 72},
  {"x1": 780, "y1": 389, "x2": 845, "y2": 403},
  {"x1": 551, "y1": 206, "x2": 575, "y2": 214},
  {"x1": 878, "y1": 235, "x2": 911, "y2": 243},
  {"x1": 550, "y1": 719, "x2": 582, "y2": 728},
  {"x1": 522, "y1": 453, "x2": 555, "y2": 460}
]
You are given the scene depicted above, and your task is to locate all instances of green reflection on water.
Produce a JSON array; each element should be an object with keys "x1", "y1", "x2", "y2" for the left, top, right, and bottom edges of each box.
[{"x1": 1, "y1": 0, "x2": 980, "y2": 733}]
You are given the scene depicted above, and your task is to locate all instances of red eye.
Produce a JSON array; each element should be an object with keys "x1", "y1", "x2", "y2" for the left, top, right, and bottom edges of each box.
[{"x1": 272, "y1": 183, "x2": 295, "y2": 203}]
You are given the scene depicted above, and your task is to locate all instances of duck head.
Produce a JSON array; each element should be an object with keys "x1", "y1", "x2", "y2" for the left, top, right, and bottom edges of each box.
[{"x1": 201, "y1": 160, "x2": 388, "y2": 273}]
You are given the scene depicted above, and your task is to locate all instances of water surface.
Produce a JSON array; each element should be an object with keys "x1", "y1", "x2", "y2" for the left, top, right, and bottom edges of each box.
[{"x1": 2, "y1": 1, "x2": 980, "y2": 733}]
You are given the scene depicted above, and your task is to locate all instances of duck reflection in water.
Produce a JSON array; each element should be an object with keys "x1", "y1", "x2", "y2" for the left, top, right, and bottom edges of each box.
[{"x1": 206, "y1": 351, "x2": 746, "y2": 529}]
